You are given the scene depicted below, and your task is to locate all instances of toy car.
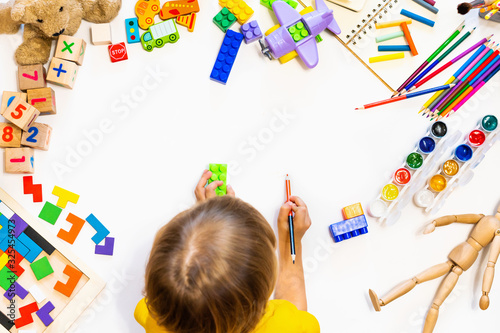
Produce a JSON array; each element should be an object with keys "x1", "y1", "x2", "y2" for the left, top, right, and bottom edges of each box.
[{"x1": 141, "y1": 19, "x2": 180, "y2": 52}]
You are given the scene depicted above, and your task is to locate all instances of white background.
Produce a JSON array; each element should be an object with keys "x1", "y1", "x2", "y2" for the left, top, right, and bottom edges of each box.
[{"x1": 1, "y1": 0, "x2": 500, "y2": 332}]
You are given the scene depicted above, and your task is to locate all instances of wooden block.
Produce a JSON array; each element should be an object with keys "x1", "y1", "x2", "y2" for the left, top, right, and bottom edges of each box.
[
  {"x1": 90, "y1": 23, "x2": 112, "y2": 45},
  {"x1": 1, "y1": 91, "x2": 26, "y2": 115},
  {"x1": 21, "y1": 123, "x2": 52, "y2": 151},
  {"x1": 54, "y1": 35, "x2": 86, "y2": 65},
  {"x1": 46, "y1": 58, "x2": 79, "y2": 89},
  {"x1": 5, "y1": 148, "x2": 34, "y2": 174},
  {"x1": 3, "y1": 96, "x2": 40, "y2": 131},
  {"x1": 27, "y1": 88, "x2": 56, "y2": 115},
  {"x1": 54, "y1": 265, "x2": 83, "y2": 297},
  {"x1": 0, "y1": 123, "x2": 22, "y2": 148},
  {"x1": 18, "y1": 64, "x2": 46, "y2": 91}
]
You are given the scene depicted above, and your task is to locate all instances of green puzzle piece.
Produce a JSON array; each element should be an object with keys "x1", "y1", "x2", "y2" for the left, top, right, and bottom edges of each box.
[
  {"x1": 38, "y1": 202, "x2": 62, "y2": 225},
  {"x1": 0, "y1": 266, "x2": 17, "y2": 291},
  {"x1": 30, "y1": 256, "x2": 54, "y2": 281}
]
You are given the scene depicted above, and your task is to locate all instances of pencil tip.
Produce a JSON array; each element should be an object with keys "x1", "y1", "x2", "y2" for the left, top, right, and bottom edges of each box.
[{"x1": 292, "y1": 255, "x2": 296, "y2": 264}]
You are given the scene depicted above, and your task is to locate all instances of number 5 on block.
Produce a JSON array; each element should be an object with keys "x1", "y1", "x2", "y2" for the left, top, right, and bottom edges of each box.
[
  {"x1": 21, "y1": 123, "x2": 52, "y2": 151},
  {"x1": 3, "y1": 96, "x2": 40, "y2": 131},
  {"x1": 5, "y1": 148, "x2": 34, "y2": 174}
]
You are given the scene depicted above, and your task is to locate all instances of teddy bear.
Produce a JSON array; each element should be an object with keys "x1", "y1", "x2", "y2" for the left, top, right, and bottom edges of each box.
[{"x1": 0, "y1": 0, "x2": 122, "y2": 65}]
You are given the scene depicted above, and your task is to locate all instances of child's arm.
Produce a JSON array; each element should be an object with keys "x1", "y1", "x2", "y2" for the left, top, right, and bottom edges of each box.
[
  {"x1": 274, "y1": 196, "x2": 311, "y2": 311},
  {"x1": 194, "y1": 169, "x2": 235, "y2": 202}
]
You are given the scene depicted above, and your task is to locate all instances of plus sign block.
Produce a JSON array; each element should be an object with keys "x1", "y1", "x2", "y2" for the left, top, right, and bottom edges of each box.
[
  {"x1": 54, "y1": 36, "x2": 86, "y2": 65},
  {"x1": 46, "y1": 58, "x2": 79, "y2": 89},
  {"x1": 210, "y1": 30, "x2": 243, "y2": 84}
]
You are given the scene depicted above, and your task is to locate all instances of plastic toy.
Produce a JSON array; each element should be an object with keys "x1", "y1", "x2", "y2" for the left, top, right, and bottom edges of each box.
[
  {"x1": 259, "y1": 0, "x2": 341, "y2": 68},
  {"x1": 369, "y1": 204, "x2": 500, "y2": 333},
  {"x1": 5, "y1": 147, "x2": 34, "y2": 174},
  {"x1": 54, "y1": 35, "x2": 86, "y2": 65},
  {"x1": 210, "y1": 30, "x2": 243, "y2": 84},
  {"x1": 135, "y1": 0, "x2": 161, "y2": 30},
  {"x1": 213, "y1": 7, "x2": 237, "y2": 33},
  {"x1": 207, "y1": 164, "x2": 228, "y2": 195},
  {"x1": 125, "y1": 18, "x2": 141, "y2": 43},
  {"x1": 219, "y1": 0, "x2": 254, "y2": 24},
  {"x1": 159, "y1": 0, "x2": 200, "y2": 20},
  {"x1": 46, "y1": 58, "x2": 79, "y2": 89},
  {"x1": 108, "y1": 42, "x2": 128, "y2": 63},
  {"x1": 21, "y1": 122, "x2": 52, "y2": 151},
  {"x1": 2, "y1": 96, "x2": 40, "y2": 131},
  {"x1": 18, "y1": 64, "x2": 46, "y2": 91},
  {"x1": 141, "y1": 20, "x2": 180, "y2": 52},
  {"x1": 241, "y1": 20, "x2": 263, "y2": 43},
  {"x1": 177, "y1": 12, "x2": 197, "y2": 32},
  {"x1": 0, "y1": 123, "x2": 22, "y2": 148},
  {"x1": 329, "y1": 203, "x2": 368, "y2": 242},
  {"x1": 90, "y1": 23, "x2": 112, "y2": 45},
  {"x1": 27, "y1": 87, "x2": 56, "y2": 115},
  {"x1": 23, "y1": 176, "x2": 43, "y2": 202},
  {"x1": 261, "y1": 0, "x2": 298, "y2": 10}
]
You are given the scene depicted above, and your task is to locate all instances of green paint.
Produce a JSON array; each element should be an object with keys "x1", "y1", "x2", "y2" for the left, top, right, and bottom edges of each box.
[
  {"x1": 30, "y1": 256, "x2": 54, "y2": 281},
  {"x1": 482, "y1": 115, "x2": 498, "y2": 132},
  {"x1": 406, "y1": 152, "x2": 424, "y2": 169}
]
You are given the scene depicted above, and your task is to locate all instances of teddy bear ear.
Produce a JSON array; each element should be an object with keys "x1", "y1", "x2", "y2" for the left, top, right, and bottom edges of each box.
[{"x1": 10, "y1": 1, "x2": 27, "y2": 22}]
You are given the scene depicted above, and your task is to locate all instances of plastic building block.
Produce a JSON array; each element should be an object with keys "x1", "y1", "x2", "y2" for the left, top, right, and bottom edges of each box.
[
  {"x1": 5, "y1": 248, "x2": 25, "y2": 277},
  {"x1": 4, "y1": 281, "x2": 28, "y2": 300},
  {"x1": 90, "y1": 23, "x2": 112, "y2": 45},
  {"x1": 125, "y1": 18, "x2": 141, "y2": 44},
  {"x1": 342, "y1": 203, "x2": 364, "y2": 220},
  {"x1": 95, "y1": 237, "x2": 115, "y2": 256},
  {"x1": 177, "y1": 12, "x2": 197, "y2": 32},
  {"x1": 18, "y1": 65, "x2": 46, "y2": 91},
  {"x1": 5, "y1": 148, "x2": 35, "y2": 174},
  {"x1": 108, "y1": 42, "x2": 128, "y2": 63},
  {"x1": 14, "y1": 302, "x2": 38, "y2": 328},
  {"x1": 27, "y1": 87, "x2": 56, "y2": 115},
  {"x1": 241, "y1": 20, "x2": 262, "y2": 44},
  {"x1": 261, "y1": 0, "x2": 298, "y2": 10},
  {"x1": 208, "y1": 164, "x2": 228, "y2": 195},
  {"x1": 21, "y1": 123, "x2": 52, "y2": 151},
  {"x1": 288, "y1": 22, "x2": 309, "y2": 42},
  {"x1": 11, "y1": 213, "x2": 28, "y2": 237},
  {"x1": 210, "y1": 30, "x2": 243, "y2": 84},
  {"x1": 3, "y1": 96, "x2": 40, "y2": 131},
  {"x1": 18, "y1": 233, "x2": 42, "y2": 262},
  {"x1": 38, "y1": 202, "x2": 62, "y2": 225},
  {"x1": 36, "y1": 301, "x2": 55, "y2": 326},
  {"x1": 1, "y1": 91, "x2": 26, "y2": 115},
  {"x1": 219, "y1": 0, "x2": 254, "y2": 24},
  {"x1": 52, "y1": 186, "x2": 79, "y2": 209},
  {"x1": 23, "y1": 226, "x2": 55, "y2": 255},
  {"x1": 23, "y1": 176, "x2": 43, "y2": 203},
  {"x1": 213, "y1": 8, "x2": 236, "y2": 33},
  {"x1": 0, "y1": 123, "x2": 22, "y2": 148},
  {"x1": 0, "y1": 266, "x2": 17, "y2": 291},
  {"x1": 46, "y1": 58, "x2": 79, "y2": 89},
  {"x1": 85, "y1": 214, "x2": 110, "y2": 244},
  {"x1": 141, "y1": 20, "x2": 180, "y2": 52},
  {"x1": 54, "y1": 265, "x2": 83, "y2": 297},
  {"x1": 30, "y1": 256, "x2": 53, "y2": 281},
  {"x1": 135, "y1": 0, "x2": 161, "y2": 30},
  {"x1": 54, "y1": 35, "x2": 86, "y2": 65},
  {"x1": 57, "y1": 213, "x2": 85, "y2": 245},
  {"x1": 28, "y1": 284, "x2": 46, "y2": 303},
  {"x1": 160, "y1": 0, "x2": 200, "y2": 20},
  {"x1": 329, "y1": 215, "x2": 369, "y2": 243}
]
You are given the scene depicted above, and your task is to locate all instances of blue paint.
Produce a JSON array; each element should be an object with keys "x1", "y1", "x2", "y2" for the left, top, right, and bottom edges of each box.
[
  {"x1": 329, "y1": 215, "x2": 368, "y2": 243},
  {"x1": 26, "y1": 127, "x2": 38, "y2": 143},
  {"x1": 455, "y1": 144, "x2": 473, "y2": 162},
  {"x1": 419, "y1": 136, "x2": 436, "y2": 154}
]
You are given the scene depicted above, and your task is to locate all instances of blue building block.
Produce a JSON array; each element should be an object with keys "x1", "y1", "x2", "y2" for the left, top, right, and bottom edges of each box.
[
  {"x1": 210, "y1": 30, "x2": 243, "y2": 85},
  {"x1": 240, "y1": 20, "x2": 262, "y2": 44},
  {"x1": 125, "y1": 18, "x2": 141, "y2": 44},
  {"x1": 329, "y1": 215, "x2": 368, "y2": 243},
  {"x1": 17, "y1": 233, "x2": 42, "y2": 262},
  {"x1": 85, "y1": 214, "x2": 110, "y2": 245}
]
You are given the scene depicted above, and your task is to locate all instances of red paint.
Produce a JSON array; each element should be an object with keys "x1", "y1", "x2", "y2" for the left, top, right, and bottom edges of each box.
[
  {"x1": 468, "y1": 129, "x2": 486, "y2": 147},
  {"x1": 394, "y1": 168, "x2": 411, "y2": 185}
]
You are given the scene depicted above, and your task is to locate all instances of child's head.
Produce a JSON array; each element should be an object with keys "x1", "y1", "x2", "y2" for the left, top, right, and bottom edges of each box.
[{"x1": 145, "y1": 196, "x2": 277, "y2": 333}]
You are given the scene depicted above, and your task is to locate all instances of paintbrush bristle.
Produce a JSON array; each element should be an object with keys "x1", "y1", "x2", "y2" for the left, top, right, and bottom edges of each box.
[{"x1": 457, "y1": 2, "x2": 473, "y2": 14}]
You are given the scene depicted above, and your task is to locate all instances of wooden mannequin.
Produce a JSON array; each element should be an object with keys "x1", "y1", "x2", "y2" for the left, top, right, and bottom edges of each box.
[{"x1": 369, "y1": 204, "x2": 500, "y2": 333}]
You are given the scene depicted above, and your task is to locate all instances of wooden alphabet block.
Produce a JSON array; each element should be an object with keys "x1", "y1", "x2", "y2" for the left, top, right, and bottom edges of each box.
[
  {"x1": 90, "y1": 23, "x2": 112, "y2": 45},
  {"x1": 21, "y1": 123, "x2": 52, "y2": 150},
  {"x1": 0, "y1": 123, "x2": 22, "y2": 148},
  {"x1": 18, "y1": 64, "x2": 47, "y2": 91},
  {"x1": 1, "y1": 91, "x2": 26, "y2": 115},
  {"x1": 3, "y1": 96, "x2": 40, "y2": 131},
  {"x1": 5, "y1": 148, "x2": 34, "y2": 174},
  {"x1": 46, "y1": 58, "x2": 79, "y2": 89},
  {"x1": 27, "y1": 88, "x2": 56, "y2": 115},
  {"x1": 54, "y1": 35, "x2": 86, "y2": 65}
]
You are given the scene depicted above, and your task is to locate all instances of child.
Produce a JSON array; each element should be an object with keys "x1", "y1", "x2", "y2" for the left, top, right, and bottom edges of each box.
[{"x1": 134, "y1": 169, "x2": 320, "y2": 333}]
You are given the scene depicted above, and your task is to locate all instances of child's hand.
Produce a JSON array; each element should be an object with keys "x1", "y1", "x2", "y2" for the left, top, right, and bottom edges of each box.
[
  {"x1": 194, "y1": 169, "x2": 235, "y2": 202},
  {"x1": 277, "y1": 196, "x2": 312, "y2": 244}
]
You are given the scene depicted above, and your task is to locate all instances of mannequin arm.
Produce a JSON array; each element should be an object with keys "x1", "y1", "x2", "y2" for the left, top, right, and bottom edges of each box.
[
  {"x1": 479, "y1": 229, "x2": 500, "y2": 310},
  {"x1": 424, "y1": 214, "x2": 485, "y2": 234}
]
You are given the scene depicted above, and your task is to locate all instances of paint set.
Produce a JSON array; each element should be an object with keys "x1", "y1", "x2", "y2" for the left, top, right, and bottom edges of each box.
[
  {"x1": 369, "y1": 121, "x2": 461, "y2": 225},
  {"x1": 414, "y1": 115, "x2": 499, "y2": 214}
]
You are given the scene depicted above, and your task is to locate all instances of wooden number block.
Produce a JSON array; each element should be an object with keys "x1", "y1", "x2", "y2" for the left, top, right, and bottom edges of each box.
[
  {"x1": 21, "y1": 123, "x2": 52, "y2": 150},
  {"x1": 0, "y1": 123, "x2": 22, "y2": 148},
  {"x1": 3, "y1": 96, "x2": 40, "y2": 131},
  {"x1": 90, "y1": 23, "x2": 112, "y2": 45},
  {"x1": 46, "y1": 58, "x2": 79, "y2": 89},
  {"x1": 18, "y1": 64, "x2": 47, "y2": 91},
  {"x1": 54, "y1": 35, "x2": 86, "y2": 65},
  {"x1": 1, "y1": 91, "x2": 26, "y2": 115},
  {"x1": 27, "y1": 88, "x2": 56, "y2": 115},
  {"x1": 5, "y1": 148, "x2": 35, "y2": 174}
]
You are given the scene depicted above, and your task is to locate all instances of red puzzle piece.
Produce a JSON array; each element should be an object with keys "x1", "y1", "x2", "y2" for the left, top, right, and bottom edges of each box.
[
  {"x1": 23, "y1": 176, "x2": 43, "y2": 202},
  {"x1": 15, "y1": 302, "x2": 39, "y2": 328},
  {"x1": 5, "y1": 248, "x2": 25, "y2": 277}
]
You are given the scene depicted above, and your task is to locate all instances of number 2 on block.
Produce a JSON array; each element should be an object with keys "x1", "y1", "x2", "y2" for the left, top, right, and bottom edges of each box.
[
  {"x1": 11, "y1": 104, "x2": 26, "y2": 120},
  {"x1": 26, "y1": 127, "x2": 39, "y2": 143}
]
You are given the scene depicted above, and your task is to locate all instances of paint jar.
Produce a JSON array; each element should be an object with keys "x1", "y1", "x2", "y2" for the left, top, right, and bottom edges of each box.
[
  {"x1": 467, "y1": 129, "x2": 486, "y2": 147},
  {"x1": 381, "y1": 184, "x2": 399, "y2": 201},
  {"x1": 481, "y1": 115, "x2": 498, "y2": 132},
  {"x1": 406, "y1": 152, "x2": 424, "y2": 169},
  {"x1": 429, "y1": 174, "x2": 447, "y2": 192},
  {"x1": 418, "y1": 136, "x2": 436, "y2": 154},
  {"x1": 369, "y1": 199, "x2": 387, "y2": 217},
  {"x1": 454, "y1": 144, "x2": 473, "y2": 162},
  {"x1": 431, "y1": 121, "x2": 447, "y2": 138},
  {"x1": 394, "y1": 168, "x2": 411, "y2": 185},
  {"x1": 414, "y1": 189, "x2": 435, "y2": 208},
  {"x1": 442, "y1": 159, "x2": 459, "y2": 176}
]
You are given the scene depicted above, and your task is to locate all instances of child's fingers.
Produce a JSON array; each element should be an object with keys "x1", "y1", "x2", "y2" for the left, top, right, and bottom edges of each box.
[
  {"x1": 205, "y1": 181, "x2": 224, "y2": 198},
  {"x1": 226, "y1": 184, "x2": 235, "y2": 197},
  {"x1": 195, "y1": 170, "x2": 212, "y2": 193},
  {"x1": 278, "y1": 202, "x2": 294, "y2": 220},
  {"x1": 290, "y1": 196, "x2": 306, "y2": 208}
]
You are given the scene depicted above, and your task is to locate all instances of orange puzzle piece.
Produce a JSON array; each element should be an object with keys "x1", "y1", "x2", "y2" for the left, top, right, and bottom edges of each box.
[
  {"x1": 54, "y1": 264, "x2": 83, "y2": 297},
  {"x1": 57, "y1": 213, "x2": 85, "y2": 245},
  {"x1": 160, "y1": 0, "x2": 199, "y2": 20},
  {"x1": 135, "y1": 0, "x2": 161, "y2": 30}
]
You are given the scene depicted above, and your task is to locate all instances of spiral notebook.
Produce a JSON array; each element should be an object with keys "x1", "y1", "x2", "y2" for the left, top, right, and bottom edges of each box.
[{"x1": 324, "y1": 0, "x2": 465, "y2": 92}]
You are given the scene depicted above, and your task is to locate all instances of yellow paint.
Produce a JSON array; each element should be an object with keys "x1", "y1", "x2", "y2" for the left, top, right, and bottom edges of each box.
[
  {"x1": 442, "y1": 160, "x2": 459, "y2": 176},
  {"x1": 369, "y1": 52, "x2": 405, "y2": 63},
  {"x1": 382, "y1": 184, "x2": 399, "y2": 201},
  {"x1": 429, "y1": 174, "x2": 447, "y2": 192},
  {"x1": 342, "y1": 203, "x2": 364, "y2": 219}
]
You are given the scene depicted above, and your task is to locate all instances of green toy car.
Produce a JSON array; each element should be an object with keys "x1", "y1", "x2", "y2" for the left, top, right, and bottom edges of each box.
[{"x1": 141, "y1": 19, "x2": 180, "y2": 52}]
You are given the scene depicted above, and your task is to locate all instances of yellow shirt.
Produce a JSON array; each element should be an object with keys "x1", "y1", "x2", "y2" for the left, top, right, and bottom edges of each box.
[{"x1": 134, "y1": 298, "x2": 320, "y2": 333}]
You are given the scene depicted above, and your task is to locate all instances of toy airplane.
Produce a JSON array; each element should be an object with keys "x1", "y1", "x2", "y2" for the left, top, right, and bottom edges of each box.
[{"x1": 259, "y1": 0, "x2": 341, "y2": 68}]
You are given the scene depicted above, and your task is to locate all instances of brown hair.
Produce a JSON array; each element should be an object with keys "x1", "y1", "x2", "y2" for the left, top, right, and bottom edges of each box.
[{"x1": 145, "y1": 196, "x2": 277, "y2": 333}]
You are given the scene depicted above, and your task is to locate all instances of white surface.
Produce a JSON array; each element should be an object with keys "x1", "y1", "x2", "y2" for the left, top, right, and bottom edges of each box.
[{"x1": 0, "y1": 0, "x2": 499, "y2": 332}]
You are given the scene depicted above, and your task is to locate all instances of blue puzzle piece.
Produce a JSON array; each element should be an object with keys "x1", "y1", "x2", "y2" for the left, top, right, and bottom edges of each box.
[
  {"x1": 210, "y1": 30, "x2": 243, "y2": 85},
  {"x1": 329, "y1": 215, "x2": 368, "y2": 243},
  {"x1": 125, "y1": 18, "x2": 140, "y2": 44},
  {"x1": 17, "y1": 233, "x2": 42, "y2": 262},
  {"x1": 85, "y1": 214, "x2": 110, "y2": 245},
  {"x1": 0, "y1": 235, "x2": 29, "y2": 258},
  {"x1": 0, "y1": 214, "x2": 9, "y2": 242}
]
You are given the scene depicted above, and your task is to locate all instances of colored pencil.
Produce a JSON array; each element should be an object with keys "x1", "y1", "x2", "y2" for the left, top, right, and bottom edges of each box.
[
  {"x1": 355, "y1": 84, "x2": 455, "y2": 110},
  {"x1": 285, "y1": 174, "x2": 296, "y2": 264}
]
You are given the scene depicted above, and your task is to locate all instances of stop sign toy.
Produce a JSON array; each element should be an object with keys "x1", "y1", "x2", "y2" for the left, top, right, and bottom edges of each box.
[{"x1": 108, "y1": 42, "x2": 128, "y2": 63}]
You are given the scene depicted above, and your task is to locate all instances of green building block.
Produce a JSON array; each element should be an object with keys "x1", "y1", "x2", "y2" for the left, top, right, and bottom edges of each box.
[
  {"x1": 38, "y1": 202, "x2": 62, "y2": 225},
  {"x1": 315, "y1": 34, "x2": 323, "y2": 43},
  {"x1": 208, "y1": 164, "x2": 227, "y2": 196},
  {"x1": 261, "y1": 0, "x2": 298, "y2": 10},
  {"x1": 30, "y1": 256, "x2": 54, "y2": 281},
  {"x1": 213, "y1": 8, "x2": 237, "y2": 33},
  {"x1": 288, "y1": 22, "x2": 309, "y2": 42},
  {"x1": 0, "y1": 266, "x2": 17, "y2": 291}
]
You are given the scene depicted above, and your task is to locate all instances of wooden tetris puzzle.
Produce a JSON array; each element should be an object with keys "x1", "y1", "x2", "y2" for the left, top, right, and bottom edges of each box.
[{"x1": 0, "y1": 187, "x2": 105, "y2": 332}]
